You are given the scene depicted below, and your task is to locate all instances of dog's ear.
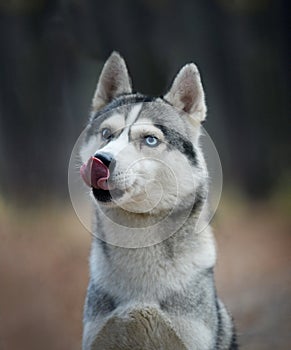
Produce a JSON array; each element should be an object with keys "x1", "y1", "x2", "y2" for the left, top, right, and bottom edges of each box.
[
  {"x1": 164, "y1": 63, "x2": 206, "y2": 123},
  {"x1": 92, "y1": 52, "x2": 132, "y2": 111}
]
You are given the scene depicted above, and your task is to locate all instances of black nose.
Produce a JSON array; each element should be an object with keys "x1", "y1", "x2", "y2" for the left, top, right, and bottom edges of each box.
[{"x1": 94, "y1": 152, "x2": 115, "y2": 170}]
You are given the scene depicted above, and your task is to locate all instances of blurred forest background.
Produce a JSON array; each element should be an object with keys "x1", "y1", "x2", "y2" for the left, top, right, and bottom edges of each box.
[{"x1": 0, "y1": 0, "x2": 290, "y2": 349}]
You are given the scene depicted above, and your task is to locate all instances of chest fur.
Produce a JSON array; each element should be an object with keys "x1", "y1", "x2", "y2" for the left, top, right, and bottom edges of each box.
[{"x1": 89, "y1": 225, "x2": 216, "y2": 302}]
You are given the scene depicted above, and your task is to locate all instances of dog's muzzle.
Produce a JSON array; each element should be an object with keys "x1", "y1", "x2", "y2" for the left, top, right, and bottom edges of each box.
[{"x1": 80, "y1": 153, "x2": 112, "y2": 190}]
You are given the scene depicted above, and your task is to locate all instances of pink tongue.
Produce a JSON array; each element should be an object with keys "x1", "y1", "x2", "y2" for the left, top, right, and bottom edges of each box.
[{"x1": 80, "y1": 157, "x2": 110, "y2": 190}]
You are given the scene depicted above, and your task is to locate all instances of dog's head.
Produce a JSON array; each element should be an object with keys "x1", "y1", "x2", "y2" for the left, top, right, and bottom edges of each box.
[{"x1": 80, "y1": 52, "x2": 207, "y2": 214}]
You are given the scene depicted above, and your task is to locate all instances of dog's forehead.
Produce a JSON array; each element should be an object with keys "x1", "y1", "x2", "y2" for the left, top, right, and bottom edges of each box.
[
  {"x1": 138, "y1": 100, "x2": 186, "y2": 131},
  {"x1": 89, "y1": 98, "x2": 187, "y2": 133},
  {"x1": 99, "y1": 103, "x2": 142, "y2": 130}
]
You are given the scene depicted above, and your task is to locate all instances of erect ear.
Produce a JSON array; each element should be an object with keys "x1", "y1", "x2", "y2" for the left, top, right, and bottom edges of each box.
[
  {"x1": 92, "y1": 52, "x2": 132, "y2": 111},
  {"x1": 164, "y1": 63, "x2": 206, "y2": 123}
]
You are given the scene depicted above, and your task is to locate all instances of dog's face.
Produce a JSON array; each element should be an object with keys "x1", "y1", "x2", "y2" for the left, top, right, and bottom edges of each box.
[{"x1": 80, "y1": 52, "x2": 207, "y2": 214}]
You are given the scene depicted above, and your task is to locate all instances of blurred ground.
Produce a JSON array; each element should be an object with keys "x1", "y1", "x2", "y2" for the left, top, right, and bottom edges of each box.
[
  {"x1": 214, "y1": 195, "x2": 291, "y2": 350},
  {"x1": 0, "y1": 195, "x2": 290, "y2": 350}
]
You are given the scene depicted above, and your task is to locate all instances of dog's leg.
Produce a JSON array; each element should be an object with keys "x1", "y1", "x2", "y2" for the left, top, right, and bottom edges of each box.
[
  {"x1": 89, "y1": 307, "x2": 188, "y2": 350},
  {"x1": 82, "y1": 280, "x2": 117, "y2": 350}
]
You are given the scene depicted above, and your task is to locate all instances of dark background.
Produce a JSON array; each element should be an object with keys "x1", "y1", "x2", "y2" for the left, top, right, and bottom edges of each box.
[
  {"x1": 0, "y1": 0, "x2": 289, "y2": 201},
  {"x1": 0, "y1": 1, "x2": 290, "y2": 350}
]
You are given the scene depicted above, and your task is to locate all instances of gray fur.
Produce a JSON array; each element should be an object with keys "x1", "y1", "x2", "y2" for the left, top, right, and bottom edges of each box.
[
  {"x1": 80, "y1": 52, "x2": 237, "y2": 349},
  {"x1": 154, "y1": 124, "x2": 197, "y2": 166},
  {"x1": 84, "y1": 281, "x2": 117, "y2": 321}
]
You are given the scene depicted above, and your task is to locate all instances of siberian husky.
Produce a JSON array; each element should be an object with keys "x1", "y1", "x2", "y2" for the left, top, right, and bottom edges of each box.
[{"x1": 79, "y1": 52, "x2": 237, "y2": 349}]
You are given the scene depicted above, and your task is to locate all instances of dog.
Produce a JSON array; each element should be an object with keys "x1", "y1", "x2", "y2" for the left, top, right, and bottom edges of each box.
[{"x1": 79, "y1": 52, "x2": 237, "y2": 349}]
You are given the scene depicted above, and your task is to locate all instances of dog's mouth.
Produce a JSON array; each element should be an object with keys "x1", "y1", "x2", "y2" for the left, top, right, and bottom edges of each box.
[
  {"x1": 92, "y1": 187, "x2": 123, "y2": 203},
  {"x1": 80, "y1": 157, "x2": 123, "y2": 203}
]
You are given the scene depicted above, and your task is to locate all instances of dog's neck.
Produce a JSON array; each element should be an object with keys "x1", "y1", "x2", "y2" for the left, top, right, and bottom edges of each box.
[
  {"x1": 90, "y1": 198, "x2": 216, "y2": 300},
  {"x1": 93, "y1": 188, "x2": 208, "y2": 249}
]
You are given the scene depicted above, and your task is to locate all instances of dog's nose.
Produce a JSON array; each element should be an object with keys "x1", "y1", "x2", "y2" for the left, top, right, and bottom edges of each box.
[{"x1": 94, "y1": 152, "x2": 115, "y2": 170}]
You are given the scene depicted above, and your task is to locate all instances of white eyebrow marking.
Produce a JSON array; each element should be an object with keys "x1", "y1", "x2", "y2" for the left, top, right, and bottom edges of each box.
[
  {"x1": 99, "y1": 113, "x2": 124, "y2": 132},
  {"x1": 125, "y1": 103, "x2": 143, "y2": 127},
  {"x1": 130, "y1": 122, "x2": 164, "y2": 141},
  {"x1": 118, "y1": 103, "x2": 143, "y2": 141},
  {"x1": 95, "y1": 103, "x2": 142, "y2": 157}
]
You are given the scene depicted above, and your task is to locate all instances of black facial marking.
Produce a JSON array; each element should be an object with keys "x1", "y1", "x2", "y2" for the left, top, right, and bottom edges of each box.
[
  {"x1": 92, "y1": 188, "x2": 112, "y2": 202},
  {"x1": 92, "y1": 93, "x2": 156, "y2": 121},
  {"x1": 155, "y1": 124, "x2": 197, "y2": 166},
  {"x1": 126, "y1": 101, "x2": 144, "y2": 140},
  {"x1": 92, "y1": 188, "x2": 123, "y2": 202},
  {"x1": 84, "y1": 281, "x2": 117, "y2": 321}
]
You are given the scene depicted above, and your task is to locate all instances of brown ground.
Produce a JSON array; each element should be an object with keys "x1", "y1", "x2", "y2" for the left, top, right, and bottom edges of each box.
[{"x1": 0, "y1": 196, "x2": 290, "y2": 350}]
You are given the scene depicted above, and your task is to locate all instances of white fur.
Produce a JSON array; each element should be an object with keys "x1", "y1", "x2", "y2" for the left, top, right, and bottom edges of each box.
[
  {"x1": 90, "y1": 226, "x2": 216, "y2": 300},
  {"x1": 169, "y1": 317, "x2": 214, "y2": 350},
  {"x1": 81, "y1": 53, "x2": 234, "y2": 350}
]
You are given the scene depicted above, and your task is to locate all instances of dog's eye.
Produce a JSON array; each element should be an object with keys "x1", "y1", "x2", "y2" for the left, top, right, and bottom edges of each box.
[
  {"x1": 101, "y1": 128, "x2": 112, "y2": 140},
  {"x1": 144, "y1": 135, "x2": 159, "y2": 147}
]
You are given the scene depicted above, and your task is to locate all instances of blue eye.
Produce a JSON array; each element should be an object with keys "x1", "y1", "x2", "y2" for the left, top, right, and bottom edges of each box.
[
  {"x1": 145, "y1": 135, "x2": 159, "y2": 147},
  {"x1": 101, "y1": 128, "x2": 112, "y2": 140}
]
